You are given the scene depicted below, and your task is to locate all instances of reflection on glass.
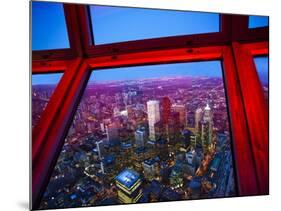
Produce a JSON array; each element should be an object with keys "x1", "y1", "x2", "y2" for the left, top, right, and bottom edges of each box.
[
  {"x1": 32, "y1": 1, "x2": 70, "y2": 50},
  {"x1": 90, "y1": 6, "x2": 220, "y2": 45},
  {"x1": 40, "y1": 61, "x2": 236, "y2": 209},
  {"x1": 32, "y1": 73, "x2": 63, "y2": 128},
  {"x1": 254, "y1": 56, "x2": 269, "y2": 101},
  {"x1": 248, "y1": 15, "x2": 269, "y2": 29}
]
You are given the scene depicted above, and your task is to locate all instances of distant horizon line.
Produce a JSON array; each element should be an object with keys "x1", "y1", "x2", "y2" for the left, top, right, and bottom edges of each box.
[
  {"x1": 89, "y1": 75, "x2": 222, "y2": 84},
  {"x1": 32, "y1": 75, "x2": 222, "y2": 86}
]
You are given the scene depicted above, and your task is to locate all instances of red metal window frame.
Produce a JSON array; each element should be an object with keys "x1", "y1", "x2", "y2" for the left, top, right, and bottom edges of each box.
[
  {"x1": 31, "y1": 3, "x2": 269, "y2": 209},
  {"x1": 232, "y1": 42, "x2": 269, "y2": 194}
]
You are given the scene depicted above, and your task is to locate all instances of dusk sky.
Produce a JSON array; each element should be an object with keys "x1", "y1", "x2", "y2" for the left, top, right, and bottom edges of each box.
[
  {"x1": 32, "y1": 61, "x2": 222, "y2": 85},
  {"x1": 249, "y1": 15, "x2": 269, "y2": 28},
  {"x1": 254, "y1": 57, "x2": 269, "y2": 85},
  {"x1": 32, "y1": 2, "x2": 268, "y2": 85},
  {"x1": 32, "y1": 73, "x2": 63, "y2": 85},
  {"x1": 89, "y1": 61, "x2": 222, "y2": 83},
  {"x1": 32, "y1": 1, "x2": 69, "y2": 50},
  {"x1": 90, "y1": 5, "x2": 219, "y2": 45}
]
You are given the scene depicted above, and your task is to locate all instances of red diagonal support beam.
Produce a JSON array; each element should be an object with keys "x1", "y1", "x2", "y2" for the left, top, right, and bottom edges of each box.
[
  {"x1": 32, "y1": 5, "x2": 93, "y2": 208},
  {"x1": 32, "y1": 59, "x2": 90, "y2": 209}
]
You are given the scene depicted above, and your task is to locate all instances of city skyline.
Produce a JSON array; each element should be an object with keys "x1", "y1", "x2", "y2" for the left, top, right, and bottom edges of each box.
[
  {"x1": 35, "y1": 65, "x2": 236, "y2": 208},
  {"x1": 32, "y1": 61, "x2": 223, "y2": 85},
  {"x1": 31, "y1": 2, "x2": 269, "y2": 209},
  {"x1": 32, "y1": 58, "x2": 269, "y2": 86}
]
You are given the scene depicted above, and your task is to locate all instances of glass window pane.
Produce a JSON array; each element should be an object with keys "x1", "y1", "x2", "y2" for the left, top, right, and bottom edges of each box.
[
  {"x1": 90, "y1": 6, "x2": 220, "y2": 45},
  {"x1": 248, "y1": 15, "x2": 269, "y2": 29},
  {"x1": 32, "y1": 73, "x2": 63, "y2": 128},
  {"x1": 254, "y1": 56, "x2": 269, "y2": 101},
  {"x1": 40, "y1": 61, "x2": 236, "y2": 209},
  {"x1": 32, "y1": 1, "x2": 70, "y2": 50}
]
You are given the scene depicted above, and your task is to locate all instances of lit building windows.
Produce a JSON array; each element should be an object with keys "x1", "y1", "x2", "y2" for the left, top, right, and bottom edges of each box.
[
  {"x1": 31, "y1": 2, "x2": 269, "y2": 210},
  {"x1": 39, "y1": 61, "x2": 236, "y2": 208}
]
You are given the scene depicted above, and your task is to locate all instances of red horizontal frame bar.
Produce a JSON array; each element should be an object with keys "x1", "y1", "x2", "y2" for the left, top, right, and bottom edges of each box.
[
  {"x1": 32, "y1": 4, "x2": 268, "y2": 63},
  {"x1": 32, "y1": 48, "x2": 75, "y2": 62},
  {"x1": 86, "y1": 46, "x2": 223, "y2": 69},
  {"x1": 243, "y1": 41, "x2": 269, "y2": 56},
  {"x1": 32, "y1": 59, "x2": 73, "y2": 74}
]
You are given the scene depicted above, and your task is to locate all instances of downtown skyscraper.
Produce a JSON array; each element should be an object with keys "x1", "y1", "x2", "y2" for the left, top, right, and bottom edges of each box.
[{"x1": 147, "y1": 100, "x2": 161, "y2": 141}]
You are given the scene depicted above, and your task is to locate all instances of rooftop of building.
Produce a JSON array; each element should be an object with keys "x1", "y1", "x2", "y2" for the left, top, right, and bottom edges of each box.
[
  {"x1": 143, "y1": 158, "x2": 157, "y2": 166},
  {"x1": 102, "y1": 154, "x2": 116, "y2": 165},
  {"x1": 115, "y1": 169, "x2": 140, "y2": 189},
  {"x1": 121, "y1": 142, "x2": 132, "y2": 149}
]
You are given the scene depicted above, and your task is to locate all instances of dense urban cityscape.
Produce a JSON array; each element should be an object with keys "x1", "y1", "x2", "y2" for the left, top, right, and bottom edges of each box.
[
  {"x1": 33, "y1": 74, "x2": 236, "y2": 209},
  {"x1": 32, "y1": 84, "x2": 58, "y2": 129}
]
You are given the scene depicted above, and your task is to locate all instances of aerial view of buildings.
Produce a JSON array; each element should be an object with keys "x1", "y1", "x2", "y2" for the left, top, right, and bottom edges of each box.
[
  {"x1": 32, "y1": 63, "x2": 236, "y2": 209},
  {"x1": 29, "y1": 2, "x2": 270, "y2": 210},
  {"x1": 32, "y1": 85, "x2": 57, "y2": 128}
]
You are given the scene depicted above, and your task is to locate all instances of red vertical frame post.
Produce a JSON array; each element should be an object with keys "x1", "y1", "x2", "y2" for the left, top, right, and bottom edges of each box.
[
  {"x1": 232, "y1": 42, "x2": 269, "y2": 194},
  {"x1": 222, "y1": 46, "x2": 259, "y2": 195}
]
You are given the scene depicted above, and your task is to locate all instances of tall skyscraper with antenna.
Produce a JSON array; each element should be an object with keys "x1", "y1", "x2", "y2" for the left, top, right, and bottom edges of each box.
[{"x1": 201, "y1": 103, "x2": 213, "y2": 152}]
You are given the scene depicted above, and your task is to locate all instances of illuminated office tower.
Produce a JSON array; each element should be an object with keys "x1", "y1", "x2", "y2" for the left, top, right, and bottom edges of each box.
[
  {"x1": 115, "y1": 169, "x2": 142, "y2": 203},
  {"x1": 190, "y1": 134, "x2": 197, "y2": 148},
  {"x1": 100, "y1": 154, "x2": 116, "y2": 177},
  {"x1": 167, "y1": 111, "x2": 180, "y2": 143},
  {"x1": 195, "y1": 108, "x2": 203, "y2": 133},
  {"x1": 161, "y1": 97, "x2": 171, "y2": 124},
  {"x1": 96, "y1": 140, "x2": 105, "y2": 160},
  {"x1": 105, "y1": 123, "x2": 119, "y2": 142},
  {"x1": 100, "y1": 161, "x2": 105, "y2": 174},
  {"x1": 201, "y1": 104, "x2": 213, "y2": 152},
  {"x1": 100, "y1": 123, "x2": 105, "y2": 132},
  {"x1": 142, "y1": 158, "x2": 159, "y2": 181},
  {"x1": 126, "y1": 105, "x2": 134, "y2": 119},
  {"x1": 120, "y1": 142, "x2": 133, "y2": 166},
  {"x1": 113, "y1": 107, "x2": 121, "y2": 117},
  {"x1": 156, "y1": 138, "x2": 169, "y2": 160},
  {"x1": 147, "y1": 100, "x2": 160, "y2": 141},
  {"x1": 172, "y1": 104, "x2": 186, "y2": 127},
  {"x1": 123, "y1": 92, "x2": 129, "y2": 106},
  {"x1": 135, "y1": 127, "x2": 147, "y2": 148},
  {"x1": 186, "y1": 149, "x2": 198, "y2": 166},
  {"x1": 186, "y1": 110, "x2": 195, "y2": 128},
  {"x1": 203, "y1": 103, "x2": 212, "y2": 122}
]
